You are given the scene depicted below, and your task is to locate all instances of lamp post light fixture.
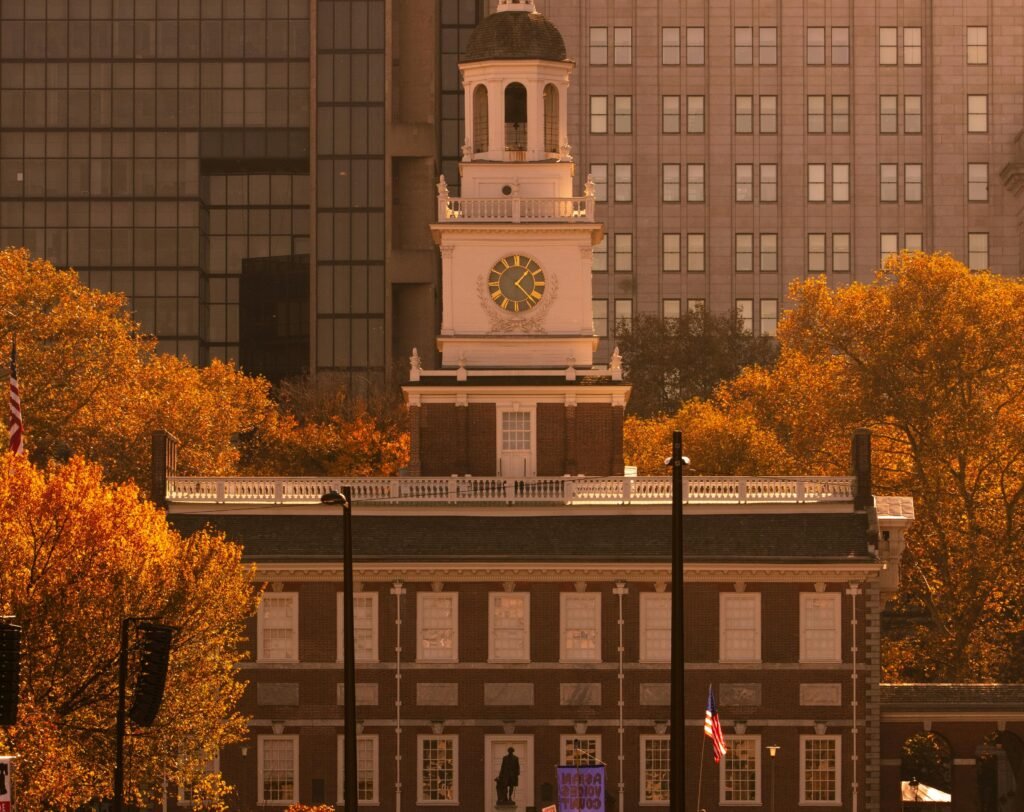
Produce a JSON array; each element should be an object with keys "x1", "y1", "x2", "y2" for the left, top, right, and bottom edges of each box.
[
  {"x1": 766, "y1": 745, "x2": 780, "y2": 812},
  {"x1": 322, "y1": 487, "x2": 357, "y2": 812},
  {"x1": 665, "y1": 431, "x2": 690, "y2": 811}
]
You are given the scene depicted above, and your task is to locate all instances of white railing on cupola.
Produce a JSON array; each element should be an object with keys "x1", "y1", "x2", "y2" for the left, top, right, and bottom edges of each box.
[{"x1": 436, "y1": 174, "x2": 596, "y2": 223}]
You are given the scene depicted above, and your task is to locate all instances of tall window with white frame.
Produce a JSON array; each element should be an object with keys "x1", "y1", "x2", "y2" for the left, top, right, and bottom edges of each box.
[
  {"x1": 968, "y1": 232, "x2": 989, "y2": 270},
  {"x1": 719, "y1": 592, "x2": 760, "y2": 662},
  {"x1": 562, "y1": 735, "x2": 602, "y2": 766},
  {"x1": 259, "y1": 735, "x2": 298, "y2": 806},
  {"x1": 641, "y1": 736, "x2": 670, "y2": 804},
  {"x1": 639, "y1": 592, "x2": 671, "y2": 663},
  {"x1": 721, "y1": 735, "x2": 761, "y2": 804},
  {"x1": 337, "y1": 591, "x2": 378, "y2": 663},
  {"x1": 418, "y1": 735, "x2": 458, "y2": 804},
  {"x1": 338, "y1": 735, "x2": 379, "y2": 805},
  {"x1": 489, "y1": 592, "x2": 529, "y2": 662},
  {"x1": 417, "y1": 591, "x2": 458, "y2": 663},
  {"x1": 800, "y1": 592, "x2": 842, "y2": 663},
  {"x1": 258, "y1": 592, "x2": 298, "y2": 663},
  {"x1": 560, "y1": 592, "x2": 601, "y2": 663},
  {"x1": 800, "y1": 735, "x2": 840, "y2": 804}
]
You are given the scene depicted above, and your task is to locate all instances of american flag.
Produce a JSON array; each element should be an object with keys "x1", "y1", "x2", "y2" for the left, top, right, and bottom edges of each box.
[
  {"x1": 9, "y1": 337, "x2": 23, "y2": 455},
  {"x1": 704, "y1": 686, "x2": 728, "y2": 763}
]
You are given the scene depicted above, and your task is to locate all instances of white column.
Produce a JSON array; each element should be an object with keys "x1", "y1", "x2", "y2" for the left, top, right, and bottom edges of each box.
[{"x1": 489, "y1": 81, "x2": 504, "y2": 159}]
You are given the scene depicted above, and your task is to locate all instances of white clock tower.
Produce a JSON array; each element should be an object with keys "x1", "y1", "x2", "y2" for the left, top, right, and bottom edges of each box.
[{"x1": 403, "y1": 0, "x2": 630, "y2": 479}]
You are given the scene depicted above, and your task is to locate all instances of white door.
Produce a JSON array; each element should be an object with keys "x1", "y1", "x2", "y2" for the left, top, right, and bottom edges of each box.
[
  {"x1": 485, "y1": 735, "x2": 533, "y2": 811},
  {"x1": 498, "y1": 409, "x2": 535, "y2": 478}
]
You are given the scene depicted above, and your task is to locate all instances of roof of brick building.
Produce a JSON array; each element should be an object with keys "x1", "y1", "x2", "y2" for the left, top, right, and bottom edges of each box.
[{"x1": 881, "y1": 683, "x2": 1024, "y2": 710}]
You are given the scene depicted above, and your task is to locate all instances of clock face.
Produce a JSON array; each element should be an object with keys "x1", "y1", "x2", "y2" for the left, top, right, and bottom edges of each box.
[{"x1": 488, "y1": 254, "x2": 546, "y2": 312}]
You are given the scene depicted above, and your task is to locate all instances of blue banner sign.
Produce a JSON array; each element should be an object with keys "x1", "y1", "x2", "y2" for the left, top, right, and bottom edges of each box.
[{"x1": 556, "y1": 765, "x2": 605, "y2": 812}]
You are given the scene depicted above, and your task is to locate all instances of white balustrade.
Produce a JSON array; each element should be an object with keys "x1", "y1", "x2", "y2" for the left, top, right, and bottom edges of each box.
[
  {"x1": 166, "y1": 475, "x2": 856, "y2": 506},
  {"x1": 440, "y1": 195, "x2": 594, "y2": 223}
]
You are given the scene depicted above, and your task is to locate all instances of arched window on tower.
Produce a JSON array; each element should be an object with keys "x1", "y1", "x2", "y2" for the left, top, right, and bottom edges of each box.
[
  {"x1": 543, "y1": 84, "x2": 559, "y2": 153},
  {"x1": 473, "y1": 85, "x2": 489, "y2": 153},
  {"x1": 504, "y1": 83, "x2": 527, "y2": 153}
]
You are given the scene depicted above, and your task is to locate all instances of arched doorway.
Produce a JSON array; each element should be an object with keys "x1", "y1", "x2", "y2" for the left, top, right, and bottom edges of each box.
[
  {"x1": 978, "y1": 731, "x2": 1024, "y2": 811},
  {"x1": 901, "y1": 732, "x2": 952, "y2": 809}
]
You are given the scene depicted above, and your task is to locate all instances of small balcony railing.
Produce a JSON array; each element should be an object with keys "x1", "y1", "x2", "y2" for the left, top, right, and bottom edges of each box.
[{"x1": 439, "y1": 195, "x2": 595, "y2": 223}]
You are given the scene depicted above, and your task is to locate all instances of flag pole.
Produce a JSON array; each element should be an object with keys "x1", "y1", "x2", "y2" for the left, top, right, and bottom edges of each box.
[{"x1": 696, "y1": 722, "x2": 707, "y2": 812}]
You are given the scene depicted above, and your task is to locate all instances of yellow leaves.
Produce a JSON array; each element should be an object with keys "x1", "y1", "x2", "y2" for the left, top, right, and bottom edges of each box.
[{"x1": 0, "y1": 454, "x2": 256, "y2": 811}]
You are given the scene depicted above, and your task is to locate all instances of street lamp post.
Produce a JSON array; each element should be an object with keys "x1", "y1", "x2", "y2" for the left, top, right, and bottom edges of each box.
[
  {"x1": 766, "y1": 745, "x2": 780, "y2": 812},
  {"x1": 667, "y1": 431, "x2": 689, "y2": 811},
  {"x1": 322, "y1": 487, "x2": 357, "y2": 812}
]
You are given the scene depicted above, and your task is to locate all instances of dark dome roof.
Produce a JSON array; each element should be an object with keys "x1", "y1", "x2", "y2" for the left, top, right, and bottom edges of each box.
[{"x1": 463, "y1": 11, "x2": 568, "y2": 63}]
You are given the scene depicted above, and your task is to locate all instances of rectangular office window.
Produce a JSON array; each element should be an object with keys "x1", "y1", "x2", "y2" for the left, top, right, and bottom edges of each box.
[
  {"x1": 418, "y1": 736, "x2": 458, "y2": 803},
  {"x1": 720, "y1": 593, "x2": 761, "y2": 663},
  {"x1": 832, "y1": 164, "x2": 850, "y2": 202},
  {"x1": 760, "y1": 234, "x2": 778, "y2": 273},
  {"x1": 832, "y1": 95, "x2": 849, "y2": 133},
  {"x1": 905, "y1": 233, "x2": 923, "y2": 252},
  {"x1": 663, "y1": 299, "x2": 681, "y2": 321},
  {"x1": 615, "y1": 164, "x2": 633, "y2": 202},
  {"x1": 760, "y1": 95, "x2": 777, "y2": 133},
  {"x1": 759, "y1": 27, "x2": 777, "y2": 65},
  {"x1": 417, "y1": 592, "x2": 458, "y2": 663},
  {"x1": 337, "y1": 592, "x2": 378, "y2": 663},
  {"x1": 260, "y1": 736, "x2": 298, "y2": 805},
  {"x1": 760, "y1": 164, "x2": 778, "y2": 202},
  {"x1": 735, "y1": 233, "x2": 754, "y2": 273},
  {"x1": 880, "y1": 95, "x2": 898, "y2": 134},
  {"x1": 589, "y1": 96, "x2": 608, "y2": 134},
  {"x1": 807, "y1": 95, "x2": 826, "y2": 133},
  {"x1": 968, "y1": 95, "x2": 988, "y2": 133},
  {"x1": 808, "y1": 233, "x2": 826, "y2": 274},
  {"x1": 614, "y1": 27, "x2": 632, "y2": 65},
  {"x1": 807, "y1": 26, "x2": 825, "y2": 65},
  {"x1": 905, "y1": 95, "x2": 922, "y2": 134},
  {"x1": 662, "y1": 164, "x2": 680, "y2": 202},
  {"x1": 614, "y1": 96, "x2": 632, "y2": 133},
  {"x1": 735, "y1": 26, "x2": 753, "y2": 65},
  {"x1": 663, "y1": 234, "x2": 682, "y2": 272},
  {"x1": 687, "y1": 234, "x2": 706, "y2": 273},
  {"x1": 801, "y1": 736, "x2": 840, "y2": 803},
  {"x1": 561, "y1": 736, "x2": 603, "y2": 767},
  {"x1": 833, "y1": 234, "x2": 851, "y2": 273},
  {"x1": 880, "y1": 27, "x2": 898, "y2": 65},
  {"x1": 337, "y1": 735, "x2": 379, "y2": 804},
  {"x1": 614, "y1": 234, "x2": 633, "y2": 272},
  {"x1": 832, "y1": 27, "x2": 850, "y2": 64},
  {"x1": 589, "y1": 27, "x2": 608, "y2": 66},
  {"x1": 258, "y1": 593, "x2": 298, "y2": 663},
  {"x1": 904, "y1": 26, "x2": 922, "y2": 65},
  {"x1": 590, "y1": 164, "x2": 608, "y2": 202},
  {"x1": 735, "y1": 300, "x2": 754, "y2": 336},
  {"x1": 688, "y1": 299, "x2": 706, "y2": 315},
  {"x1": 592, "y1": 299, "x2": 608, "y2": 337},
  {"x1": 687, "y1": 164, "x2": 705, "y2": 202},
  {"x1": 663, "y1": 96, "x2": 681, "y2": 134},
  {"x1": 760, "y1": 300, "x2": 778, "y2": 337},
  {"x1": 880, "y1": 163, "x2": 899, "y2": 202},
  {"x1": 663, "y1": 26, "x2": 681, "y2": 65},
  {"x1": 968, "y1": 162, "x2": 989, "y2": 201},
  {"x1": 905, "y1": 164, "x2": 923, "y2": 202},
  {"x1": 967, "y1": 26, "x2": 988, "y2": 65},
  {"x1": 614, "y1": 299, "x2": 633, "y2": 332},
  {"x1": 736, "y1": 164, "x2": 754, "y2": 202},
  {"x1": 687, "y1": 96, "x2": 705, "y2": 134},
  {"x1": 489, "y1": 592, "x2": 530, "y2": 662},
  {"x1": 808, "y1": 163, "x2": 826, "y2": 202},
  {"x1": 593, "y1": 235, "x2": 608, "y2": 272},
  {"x1": 881, "y1": 233, "x2": 899, "y2": 266},
  {"x1": 735, "y1": 95, "x2": 753, "y2": 133},
  {"x1": 641, "y1": 592, "x2": 672, "y2": 661},
  {"x1": 561, "y1": 592, "x2": 601, "y2": 663},
  {"x1": 686, "y1": 27, "x2": 704, "y2": 66},
  {"x1": 968, "y1": 232, "x2": 989, "y2": 270},
  {"x1": 800, "y1": 592, "x2": 842, "y2": 662},
  {"x1": 721, "y1": 736, "x2": 761, "y2": 803},
  {"x1": 641, "y1": 737, "x2": 670, "y2": 803}
]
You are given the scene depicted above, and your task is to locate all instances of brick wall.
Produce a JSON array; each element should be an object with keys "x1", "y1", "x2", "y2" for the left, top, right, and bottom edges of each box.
[
  {"x1": 419, "y1": 403, "x2": 459, "y2": 475},
  {"x1": 575, "y1": 404, "x2": 615, "y2": 475},
  {"x1": 467, "y1": 403, "x2": 496, "y2": 475},
  {"x1": 537, "y1": 403, "x2": 566, "y2": 476}
]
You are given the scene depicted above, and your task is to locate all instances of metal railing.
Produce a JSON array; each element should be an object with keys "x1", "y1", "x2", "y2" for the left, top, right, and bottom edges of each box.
[{"x1": 166, "y1": 475, "x2": 856, "y2": 506}]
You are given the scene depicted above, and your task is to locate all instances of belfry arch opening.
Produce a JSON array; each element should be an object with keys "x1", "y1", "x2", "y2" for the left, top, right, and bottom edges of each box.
[
  {"x1": 504, "y1": 82, "x2": 527, "y2": 152},
  {"x1": 543, "y1": 84, "x2": 559, "y2": 153},
  {"x1": 473, "y1": 85, "x2": 489, "y2": 153}
]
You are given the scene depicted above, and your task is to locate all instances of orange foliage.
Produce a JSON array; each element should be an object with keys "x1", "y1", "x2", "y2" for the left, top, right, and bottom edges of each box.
[{"x1": 0, "y1": 455, "x2": 257, "y2": 810}]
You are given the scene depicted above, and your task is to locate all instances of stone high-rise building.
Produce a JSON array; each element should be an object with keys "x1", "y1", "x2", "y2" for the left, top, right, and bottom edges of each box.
[{"x1": 0, "y1": 0, "x2": 1021, "y2": 376}]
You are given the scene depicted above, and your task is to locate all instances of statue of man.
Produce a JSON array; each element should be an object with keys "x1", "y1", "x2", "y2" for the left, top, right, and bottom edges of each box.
[{"x1": 498, "y1": 747, "x2": 520, "y2": 803}]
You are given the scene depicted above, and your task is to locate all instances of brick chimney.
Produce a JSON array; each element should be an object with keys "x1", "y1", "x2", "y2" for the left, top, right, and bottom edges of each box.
[
  {"x1": 851, "y1": 429, "x2": 872, "y2": 511},
  {"x1": 151, "y1": 430, "x2": 179, "y2": 508}
]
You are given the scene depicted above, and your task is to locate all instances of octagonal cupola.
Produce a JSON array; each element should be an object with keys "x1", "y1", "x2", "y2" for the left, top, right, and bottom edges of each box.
[{"x1": 461, "y1": 1, "x2": 572, "y2": 163}]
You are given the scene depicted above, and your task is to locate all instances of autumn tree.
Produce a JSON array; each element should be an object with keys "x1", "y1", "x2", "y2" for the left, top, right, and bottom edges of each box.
[
  {"x1": 0, "y1": 248, "x2": 275, "y2": 484},
  {"x1": 0, "y1": 454, "x2": 257, "y2": 811},
  {"x1": 616, "y1": 310, "x2": 778, "y2": 416},
  {"x1": 625, "y1": 252, "x2": 1024, "y2": 681}
]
